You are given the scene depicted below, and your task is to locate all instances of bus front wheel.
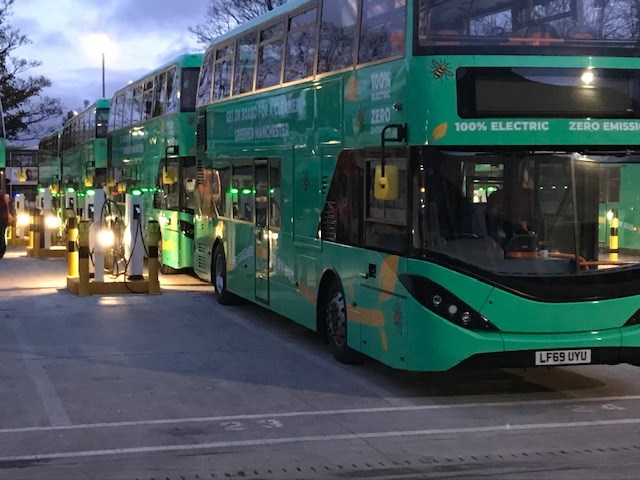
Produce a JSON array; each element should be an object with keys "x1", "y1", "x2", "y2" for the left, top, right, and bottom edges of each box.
[
  {"x1": 212, "y1": 244, "x2": 238, "y2": 305},
  {"x1": 325, "y1": 279, "x2": 362, "y2": 364}
]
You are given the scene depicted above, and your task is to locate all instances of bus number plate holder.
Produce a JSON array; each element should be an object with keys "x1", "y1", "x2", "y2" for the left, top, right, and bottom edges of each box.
[{"x1": 535, "y1": 349, "x2": 591, "y2": 366}]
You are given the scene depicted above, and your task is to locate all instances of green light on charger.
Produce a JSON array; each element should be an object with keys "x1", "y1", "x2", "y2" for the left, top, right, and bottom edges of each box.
[
  {"x1": 86, "y1": 189, "x2": 96, "y2": 196},
  {"x1": 131, "y1": 188, "x2": 142, "y2": 196},
  {"x1": 66, "y1": 187, "x2": 76, "y2": 193}
]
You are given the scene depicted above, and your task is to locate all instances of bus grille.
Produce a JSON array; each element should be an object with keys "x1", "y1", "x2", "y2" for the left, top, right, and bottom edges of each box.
[
  {"x1": 321, "y1": 201, "x2": 337, "y2": 242},
  {"x1": 196, "y1": 242, "x2": 209, "y2": 271},
  {"x1": 196, "y1": 111, "x2": 206, "y2": 151}
]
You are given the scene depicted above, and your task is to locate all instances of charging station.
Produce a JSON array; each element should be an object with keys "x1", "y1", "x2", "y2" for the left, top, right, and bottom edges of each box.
[{"x1": 124, "y1": 193, "x2": 144, "y2": 280}]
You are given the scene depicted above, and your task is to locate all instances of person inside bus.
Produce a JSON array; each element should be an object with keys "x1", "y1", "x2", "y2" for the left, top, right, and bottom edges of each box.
[{"x1": 486, "y1": 188, "x2": 534, "y2": 250}]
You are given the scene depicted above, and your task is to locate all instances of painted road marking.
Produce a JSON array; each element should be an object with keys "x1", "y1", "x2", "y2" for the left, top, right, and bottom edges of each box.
[
  {"x1": 0, "y1": 418, "x2": 638, "y2": 463},
  {"x1": 9, "y1": 324, "x2": 71, "y2": 427},
  {"x1": 1, "y1": 395, "x2": 638, "y2": 434}
]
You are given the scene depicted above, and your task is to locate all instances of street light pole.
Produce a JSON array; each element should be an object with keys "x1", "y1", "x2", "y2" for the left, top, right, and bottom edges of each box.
[{"x1": 101, "y1": 52, "x2": 105, "y2": 98}]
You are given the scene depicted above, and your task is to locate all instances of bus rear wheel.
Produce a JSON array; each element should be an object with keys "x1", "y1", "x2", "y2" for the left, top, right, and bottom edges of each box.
[
  {"x1": 212, "y1": 244, "x2": 238, "y2": 305},
  {"x1": 325, "y1": 279, "x2": 362, "y2": 364}
]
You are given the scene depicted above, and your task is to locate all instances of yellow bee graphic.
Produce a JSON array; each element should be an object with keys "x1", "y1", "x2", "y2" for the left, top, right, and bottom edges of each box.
[{"x1": 431, "y1": 59, "x2": 454, "y2": 81}]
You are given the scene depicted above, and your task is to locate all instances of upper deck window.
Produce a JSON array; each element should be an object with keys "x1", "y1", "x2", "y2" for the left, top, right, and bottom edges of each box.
[
  {"x1": 234, "y1": 32, "x2": 258, "y2": 95},
  {"x1": 197, "y1": 51, "x2": 214, "y2": 107},
  {"x1": 318, "y1": 0, "x2": 358, "y2": 73},
  {"x1": 166, "y1": 67, "x2": 180, "y2": 114},
  {"x1": 417, "y1": 0, "x2": 639, "y2": 53},
  {"x1": 180, "y1": 68, "x2": 200, "y2": 112},
  {"x1": 257, "y1": 22, "x2": 285, "y2": 89},
  {"x1": 284, "y1": 8, "x2": 318, "y2": 83},
  {"x1": 358, "y1": 0, "x2": 406, "y2": 63},
  {"x1": 214, "y1": 44, "x2": 234, "y2": 100}
]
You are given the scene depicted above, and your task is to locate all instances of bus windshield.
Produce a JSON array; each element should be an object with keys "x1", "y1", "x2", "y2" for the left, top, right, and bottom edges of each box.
[
  {"x1": 412, "y1": 149, "x2": 640, "y2": 276},
  {"x1": 418, "y1": 0, "x2": 639, "y2": 50}
]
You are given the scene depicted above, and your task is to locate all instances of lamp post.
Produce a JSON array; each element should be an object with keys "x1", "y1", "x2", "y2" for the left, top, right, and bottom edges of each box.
[{"x1": 101, "y1": 52, "x2": 105, "y2": 98}]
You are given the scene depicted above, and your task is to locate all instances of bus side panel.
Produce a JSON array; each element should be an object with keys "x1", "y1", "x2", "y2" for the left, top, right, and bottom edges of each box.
[{"x1": 225, "y1": 220, "x2": 255, "y2": 301}]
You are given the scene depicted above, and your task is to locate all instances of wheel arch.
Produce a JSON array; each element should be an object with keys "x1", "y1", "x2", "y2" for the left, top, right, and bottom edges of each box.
[{"x1": 316, "y1": 268, "x2": 341, "y2": 338}]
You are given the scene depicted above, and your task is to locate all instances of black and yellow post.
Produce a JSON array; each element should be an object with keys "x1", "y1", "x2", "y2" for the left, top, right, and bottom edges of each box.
[
  {"x1": 33, "y1": 210, "x2": 42, "y2": 258},
  {"x1": 27, "y1": 207, "x2": 35, "y2": 256},
  {"x1": 67, "y1": 213, "x2": 79, "y2": 277},
  {"x1": 147, "y1": 220, "x2": 161, "y2": 295},
  {"x1": 609, "y1": 209, "x2": 619, "y2": 261},
  {"x1": 78, "y1": 221, "x2": 91, "y2": 296}
]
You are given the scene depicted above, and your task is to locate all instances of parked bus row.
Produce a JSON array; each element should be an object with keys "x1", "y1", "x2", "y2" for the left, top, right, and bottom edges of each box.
[{"x1": 34, "y1": 0, "x2": 639, "y2": 371}]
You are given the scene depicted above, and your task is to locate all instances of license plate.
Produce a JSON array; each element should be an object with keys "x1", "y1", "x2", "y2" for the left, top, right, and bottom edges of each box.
[{"x1": 535, "y1": 349, "x2": 592, "y2": 366}]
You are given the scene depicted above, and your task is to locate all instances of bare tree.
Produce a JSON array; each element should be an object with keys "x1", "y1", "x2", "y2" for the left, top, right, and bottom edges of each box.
[
  {"x1": 0, "y1": 0, "x2": 63, "y2": 142},
  {"x1": 190, "y1": 0, "x2": 288, "y2": 47}
]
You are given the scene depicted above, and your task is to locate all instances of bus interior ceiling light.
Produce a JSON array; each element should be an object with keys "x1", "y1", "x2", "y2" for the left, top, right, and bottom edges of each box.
[{"x1": 580, "y1": 68, "x2": 595, "y2": 86}]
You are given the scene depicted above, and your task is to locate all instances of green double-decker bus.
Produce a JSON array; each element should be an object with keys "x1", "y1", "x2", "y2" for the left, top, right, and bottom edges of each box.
[
  {"x1": 194, "y1": 0, "x2": 639, "y2": 370},
  {"x1": 38, "y1": 129, "x2": 62, "y2": 194},
  {"x1": 107, "y1": 54, "x2": 203, "y2": 273},
  {"x1": 61, "y1": 99, "x2": 110, "y2": 216}
]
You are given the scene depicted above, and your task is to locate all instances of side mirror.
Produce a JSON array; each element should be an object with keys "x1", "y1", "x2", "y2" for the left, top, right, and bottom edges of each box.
[
  {"x1": 374, "y1": 165, "x2": 398, "y2": 201},
  {"x1": 162, "y1": 165, "x2": 178, "y2": 185}
]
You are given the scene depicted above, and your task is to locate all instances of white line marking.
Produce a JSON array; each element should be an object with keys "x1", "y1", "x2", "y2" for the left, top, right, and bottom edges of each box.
[
  {"x1": 9, "y1": 324, "x2": 71, "y2": 427},
  {"x1": 0, "y1": 418, "x2": 638, "y2": 463},
  {"x1": 1, "y1": 395, "x2": 638, "y2": 434}
]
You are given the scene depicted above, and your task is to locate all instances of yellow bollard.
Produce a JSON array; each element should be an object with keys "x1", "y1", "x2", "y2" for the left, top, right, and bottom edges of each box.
[
  {"x1": 33, "y1": 211, "x2": 42, "y2": 258},
  {"x1": 28, "y1": 208, "x2": 35, "y2": 251},
  {"x1": 609, "y1": 210, "x2": 619, "y2": 261},
  {"x1": 78, "y1": 221, "x2": 91, "y2": 296},
  {"x1": 67, "y1": 214, "x2": 79, "y2": 277},
  {"x1": 147, "y1": 220, "x2": 161, "y2": 295}
]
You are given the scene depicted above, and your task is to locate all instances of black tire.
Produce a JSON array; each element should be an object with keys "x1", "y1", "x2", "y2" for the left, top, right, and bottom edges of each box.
[
  {"x1": 212, "y1": 244, "x2": 238, "y2": 305},
  {"x1": 158, "y1": 240, "x2": 179, "y2": 275},
  {"x1": 325, "y1": 279, "x2": 362, "y2": 364}
]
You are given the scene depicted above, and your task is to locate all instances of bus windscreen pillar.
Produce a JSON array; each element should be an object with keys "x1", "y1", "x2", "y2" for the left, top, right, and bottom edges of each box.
[
  {"x1": 91, "y1": 189, "x2": 106, "y2": 282},
  {"x1": 124, "y1": 193, "x2": 144, "y2": 280}
]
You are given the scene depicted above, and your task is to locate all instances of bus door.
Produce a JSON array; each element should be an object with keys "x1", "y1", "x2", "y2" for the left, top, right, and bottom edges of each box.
[{"x1": 254, "y1": 158, "x2": 281, "y2": 304}]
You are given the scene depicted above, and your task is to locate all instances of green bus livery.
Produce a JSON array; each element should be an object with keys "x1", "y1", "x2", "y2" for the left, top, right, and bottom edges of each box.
[
  {"x1": 107, "y1": 54, "x2": 203, "y2": 273},
  {"x1": 61, "y1": 99, "x2": 110, "y2": 215},
  {"x1": 38, "y1": 129, "x2": 62, "y2": 194},
  {"x1": 193, "y1": 0, "x2": 639, "y2": 370}
]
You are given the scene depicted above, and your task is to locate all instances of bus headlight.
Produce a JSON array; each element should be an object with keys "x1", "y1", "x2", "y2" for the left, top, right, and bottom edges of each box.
[
  {"x1": 16, "y1": 213, "x2": 31, "y2": 228},
  {"x1": 399, "y1": 274, "x2": 498, "y2": 332},
  {"x1": 98, "y1": 229, "x2": 115, "y2": 248},
  {"x1": 44, "y1": 215, "x2": 62, "y2": 229},
  {"x1": 624, "y1": 309, "x2": 640, "y2": 327}
]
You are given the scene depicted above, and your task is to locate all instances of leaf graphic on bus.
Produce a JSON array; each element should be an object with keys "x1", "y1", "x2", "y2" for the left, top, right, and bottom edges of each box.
[{"x1": 432, "y1": 122, "x2": 448, "y2": 141}]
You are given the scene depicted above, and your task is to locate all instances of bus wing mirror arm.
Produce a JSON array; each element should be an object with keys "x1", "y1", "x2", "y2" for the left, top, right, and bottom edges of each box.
[
  {"x1": 380, "y1": 123, "x2": 407, "y2": 177},
  {"x1": 376, "y1": 124, "x2": 406, "y2": 201}
]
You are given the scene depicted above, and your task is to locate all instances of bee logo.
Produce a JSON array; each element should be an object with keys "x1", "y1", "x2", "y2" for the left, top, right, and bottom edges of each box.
[{"x1": 431, "y1": 59, "x2": 454, "y2": 81}]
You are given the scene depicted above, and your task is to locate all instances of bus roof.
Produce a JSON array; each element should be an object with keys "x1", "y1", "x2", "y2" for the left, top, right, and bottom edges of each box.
[
  {"x1": 111, "y1": 53, "x2": 204, "y2": 97},
  {"x1": 208, "y1": 0, "x2": 310, "y2": 47},
  {"x1": 63, "y1": 98, "x2": 110, "y2": 129}
]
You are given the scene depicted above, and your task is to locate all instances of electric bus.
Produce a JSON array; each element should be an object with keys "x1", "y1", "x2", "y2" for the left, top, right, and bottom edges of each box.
[
  {"x1": 193, "y1": 0, "x2": 639, "y2": 370},
  {"x1": 107, "y1": 53, "x2": 203, "y2": 273},
  {"x1": 60, "y1": 99, "x2": 110, "y2": 218}
]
